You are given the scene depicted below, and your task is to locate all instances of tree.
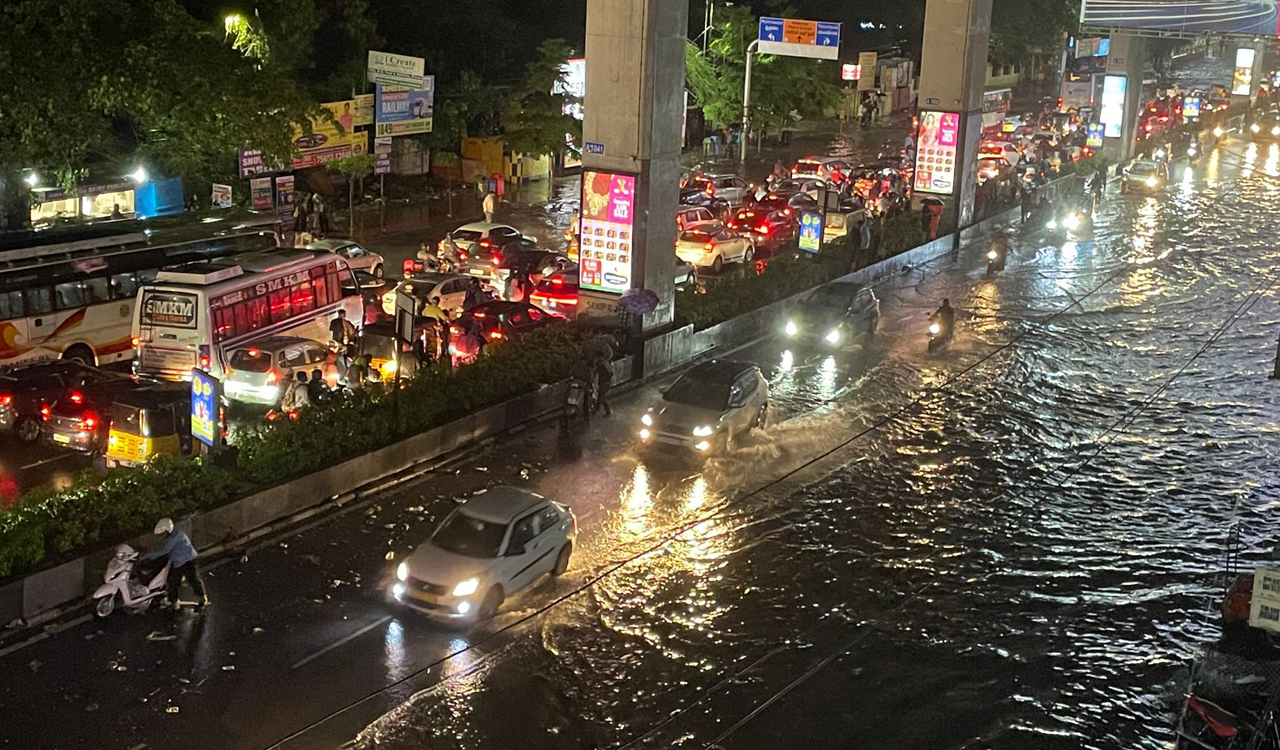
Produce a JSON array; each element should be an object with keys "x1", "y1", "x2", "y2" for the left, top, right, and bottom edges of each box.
[
  {"x1": 501, "y1": 40, "x2": 583, "y2": 174},
  {"x1": 324, "y1": 153, "x2": 378, "y2": 220},
  {"x1": 0, "y1": 0, "x2": 320, "y2": 227}
]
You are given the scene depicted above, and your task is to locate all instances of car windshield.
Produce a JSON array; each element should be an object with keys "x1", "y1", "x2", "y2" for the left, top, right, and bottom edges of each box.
[
  {"x1": 229, "y1": 349, "x2": 273, "y2": 373},
  {"x1": 806, "y1": 285, "x2": 857, "y2": 310},
  {"x1": 1129, "y1": 163, "x2": 1158, "y2": 175},
  {"x1": 431, "y1": 511, "x2": 507, "y2": 558},
  {"x1": 451, "y1": 230, "x2": 483, "y2": 243},
  {"x1": 664, "y1": 374, "x2": 730, "y2": 410}
]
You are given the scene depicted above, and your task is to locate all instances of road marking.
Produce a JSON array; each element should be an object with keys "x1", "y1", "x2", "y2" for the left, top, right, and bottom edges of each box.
[
  {"x1": 45, "y1": 613, "x2": 92, "y2": 634},
  {"x1": 20, "y1": 454, "x2": 73, "y2": 470},
  {"x1": 290, "y1": 615, "x2": 391, "y2": 670},
  {"x1": 0, "y1": 631, "x2": 47, "y2": 659}
]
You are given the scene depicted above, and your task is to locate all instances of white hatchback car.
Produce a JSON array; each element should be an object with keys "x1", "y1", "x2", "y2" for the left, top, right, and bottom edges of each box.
[
  {"x1": 380, "y1": 272, "x2": 473, "y2": 316},
  {"x1": 224, "y1": 337, "x2": 330, "y2": 405},
  {"x1": 674, "y1": 222, "x2": 755, "y2": 273},
  {"x1": 307, "y1": 239, "x2": 386, "y2": 279},
  {"x1": 391, "y1": 486, "x2": 577, "y2": 620}
]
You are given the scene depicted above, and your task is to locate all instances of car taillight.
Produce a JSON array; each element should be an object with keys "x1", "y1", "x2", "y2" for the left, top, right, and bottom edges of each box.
[
  {"x1": 479, "y1": 239, "x2": 491, "y2": 249},
  {"x1": 489, "y1": 331, "x2": 503, "y2": 340},
  {"x1": 757, "y1": 224, "x2": 771, "y2": 234},
  {"x1": 266, "y1": 370, "x2": 280, "y2": 385},
  {"x1": 491, "y1": 253, "x2": 502, "y2": 266},
  {"x1": 458, "y1": 250, "x2": 468, "y2": 261},
  {"x1": 131, "y1": 336, "x2": 140, "y2": 348},
  {"x1": 783, "y1": 208, "x2": 791, "y2": 216},
  {"x1": 69, "y1": 390, "x2": 84, "y2": 405},
  {"x1": 40, "y1": 404, "x2": 49, "y2": 421},
  {"x1": 551, "y1": 277, "x2": 564, "y2": 286},
  {"x1": 703, "y1": 242, "x2": 714, "y2": 252},
  {"x1": 403, "y1": 259, "x2": 422, "y2": 275},
  {"x1": 78, "y1": 413, "x2": 98, "y2": 431},
  {"x1": 0, "y1": 394, "x2": 11, "y2": 407}
]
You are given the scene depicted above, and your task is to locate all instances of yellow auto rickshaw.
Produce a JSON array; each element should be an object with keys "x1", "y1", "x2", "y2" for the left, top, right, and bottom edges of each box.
[{"x1": 105, "y1": 385, "x2": 193, "y2": 468}]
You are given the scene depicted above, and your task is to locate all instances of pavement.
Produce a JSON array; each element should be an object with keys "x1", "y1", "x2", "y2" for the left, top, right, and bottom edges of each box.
[{"x1": 6, "y1": 129, "x2": 1276, "y2": 750}]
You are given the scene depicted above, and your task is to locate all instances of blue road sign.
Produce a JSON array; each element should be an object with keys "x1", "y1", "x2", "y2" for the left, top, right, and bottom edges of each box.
[
  {"x1": 759, "y1": 17, "x2": 784, "y2": 42},
  {"x1": 798, "y1": 210, "x2": 823, "y2": 254},
  {"x1": 816, "y1": 22, "x2": 841, "y2": 48},
  {"x1": 585, "y1": 141, "x2": 605, "y2": 155}
]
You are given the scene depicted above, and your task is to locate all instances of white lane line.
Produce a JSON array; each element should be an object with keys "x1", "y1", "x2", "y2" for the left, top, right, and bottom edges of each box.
[
  {"x1": 20, "y1": 454, "x2": 74, "y2": 470},
  {"x1": 290, "y1": 615, "x2": 391, "y2": 670},
  {"x1": 0, "y1": 632, "x2": 47, "y2": 659}
]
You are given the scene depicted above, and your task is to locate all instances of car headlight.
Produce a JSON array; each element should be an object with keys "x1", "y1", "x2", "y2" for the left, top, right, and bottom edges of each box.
[
  {"x1": 1251, "y1": 123, "x2": 1261, "y2": 133},
  {"x1": 1063, "y1": 214, "x2": 1080, "y2": 230},
  {"x1": 639, "y1": 428, "x2": 651, "y2": 440},
  {"x1": 928, "y1": 322, "x2": 941, "y2": 335},
  {"x1": 692, "y1": 425, "x2": 714, "y2": 437},
  {"x1": 1145, "y1": 176, "x2": 1157, "y2": 187},
  {"x1": 1271, "y1": 126, "x2": 1279, "y2": 136},
  {"x1": 784, "y1": 320, "x2": 798, "y2": 336},
  {"x1": 396, "y1": 562, "x2": 409, "y2": 582},
  {"x1": 1046, "y1": 219, "x2": 1057, "y2": 229},
  {"x1": 1213, "y1": 127, "x2": 1224, "y2": 137},
  {"x1": 987, "y1": 249, "x2": 998, "y2": 260},
  {"x1": 641, "y1": 413, "x2": 653, "y2": 426},
  {"x1": 694, "y1": 440, "x2": 712, "y2": 452},
  {"x1": 825, "y1": 329, "x2": 841, "y2": 344},
  {"x1": 452, "y1": 578, "x2": 479, "y2": 597},
  {"x1": 382, "y1": 360, "x2": 398, "y2": 374}
]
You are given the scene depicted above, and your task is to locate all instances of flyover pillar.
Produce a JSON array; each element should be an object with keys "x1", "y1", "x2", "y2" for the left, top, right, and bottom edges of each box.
[
  {"x1": 915, "y1": 0, "x2": 993, "y2": 229},
  {"x1": 1101, "y1": 33, "x2": 1147, "y2": 163},
  {"x1": 578, "y1": 0, "x2": 687, "y2": 331}
]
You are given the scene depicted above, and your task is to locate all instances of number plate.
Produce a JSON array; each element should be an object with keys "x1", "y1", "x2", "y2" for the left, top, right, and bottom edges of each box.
[
  {"x1": 409, "y1": 589, "x2": 438, "y2": 605},
  {"x1": 52, "y1": 433, "x2": 71, "y2": 444}
]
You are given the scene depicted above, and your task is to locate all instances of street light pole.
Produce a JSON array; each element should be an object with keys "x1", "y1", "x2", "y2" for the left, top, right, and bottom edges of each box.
[{"x1": 740, "y1": 39, "x2": 760, "y2": 163}]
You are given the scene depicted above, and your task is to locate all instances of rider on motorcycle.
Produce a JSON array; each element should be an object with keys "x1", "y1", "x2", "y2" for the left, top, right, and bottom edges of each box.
[
  {"x1": 930, "y1": 298, "x2": 956, "y2": 337},
  {"x1": 988, "y1": 232, "x2": 1009, "y2": 270}
]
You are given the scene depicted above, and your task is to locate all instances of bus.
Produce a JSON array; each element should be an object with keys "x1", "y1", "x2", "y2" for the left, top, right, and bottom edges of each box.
[
  {"x1": 0, "y1": 211, "x2": 282, "y2": 368},
  {"x1": 132, "y1": 250, "x2": 362, "y2": 381},
  {"x1": 982, "y1": 87, "x2": 1013, "y2": 134}
]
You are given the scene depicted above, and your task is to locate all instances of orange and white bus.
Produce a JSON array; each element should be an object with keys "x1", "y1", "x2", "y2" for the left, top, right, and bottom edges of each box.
[
  {"x1": 132, "y1": 250, "x2": 363, "y2": 380},
  {"x1": 0, "y1": 211, "x2": 281, "y2": 368}
]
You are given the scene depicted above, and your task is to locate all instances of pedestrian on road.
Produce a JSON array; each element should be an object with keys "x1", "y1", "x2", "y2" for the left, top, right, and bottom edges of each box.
[
  {"x1": 482, "y1": 190, "x2": 498, "y2": 223},
  {"x1": 313, "y1": 194, "x2": 328, "y2": 237},
  {"x1": 1019, "y1": 186, "x2": 1032, "y2": 222},
  {"x1": 293, "y1": 193, "x2": 309, "y2": 233},
  {"x1": 329, "y1": 309, "x2": 357, "y2": 357},
  {"x1": 147, "y1": 518, "x2": 208, "y2": 610},
  {"x1": 463, "y1": 279, "x2": 483, "y2": 309},
  {"x1": 772, "y1": 160, "x2": 788, "y2": 182},
  {"x1": 594, "y1": 358, "x2": 613, "y2": 417},
  {"x1": 307, "y1": 369, "x2": 327, "y2": 403},
  {"x1": 421, "y1": 296, "x2": 449, "y2": 324},
  {"x1": 280, "y1": 371, "x2": 311, "y2": 412}
]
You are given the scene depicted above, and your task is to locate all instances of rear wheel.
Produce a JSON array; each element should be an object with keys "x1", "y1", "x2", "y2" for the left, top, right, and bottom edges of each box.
[
  {"x1": 743, "y1": 243, "x2": 755, "y2": 264},
  {"x1": 62, "y1": 344, "x2": 95, "y2": 366},
  {"x1": 479, "y1": 586, "x2": 504, "y2": 619},
  {"x1": 95, "y1": 595, "x2": 116, "y2": 618},
  {"x1": 372, "y1": 264, "x2": 384, "y2": 280},
  {"x1": 15, "y1": 416, "x2": 40, "y2": 443},
  {"x1": 711, "y1": 255, "x2": 724, "y2": 274},
  {"x1": 552, "y1": 543, "x2": 572, "y2": 576}
]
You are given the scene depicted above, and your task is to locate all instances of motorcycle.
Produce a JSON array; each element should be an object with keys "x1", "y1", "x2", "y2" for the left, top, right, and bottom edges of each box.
[
  {"x1": 561, "y1": 375, "x2": 592, "y2": 428},
  {"x1": 927, "y1": 315, "x2": 953, "y2": 353},
  {"x1": 986, "y1": 246, "x2": 1007, "y2": 276},
  {"x1": 93, "y1": 545, "x2": 169, "y2": 617}
]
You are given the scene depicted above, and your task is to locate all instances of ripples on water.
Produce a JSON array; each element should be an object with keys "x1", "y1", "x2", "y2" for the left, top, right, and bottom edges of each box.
[{"x1": 351, "y1": 169, "x2": 1280, "y2": 750}]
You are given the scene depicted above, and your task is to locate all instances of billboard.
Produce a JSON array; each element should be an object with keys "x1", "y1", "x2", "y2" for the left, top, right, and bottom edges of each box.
[
  {"x1": 190, "y1": 369, "x2": 220, "y2": 448},
  {"x1": 857, "y1": 51, "x2": 877, "y2": 91},
  {"x1": 554, "y1": 58, "x2": 586, "y2": 119},
  {"x1": 1233, "y1": 47, "x2": 1256, "y2": 95},
  {"x1": 1100, "y1": 75, "x2": 1127, "y2": 138},
  {"x1": 375, "y1": 77, "x2": 435, "y2": 137},
  {"x1": 758, "y1": 17, "x2": 841, "y2": 60},
  {"x1": 798, "y1": 210, "x2": 823, "y2": 253},
  {"x1": 1080, "y1": 0, "x2": 1280, "y2": 36},
  {"x1": 579, "y1": 171, "x2": 635, "y2": 295},
  {"x1": 291, "y1": 100, "x2": 366, "y2": 169},
  {"x1": 912, "y1": 111, "x2": 960, "y2": 194}
]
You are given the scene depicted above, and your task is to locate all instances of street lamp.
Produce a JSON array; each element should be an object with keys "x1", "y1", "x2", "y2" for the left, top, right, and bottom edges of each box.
[
  {"x1": 129, "y1": 167, "x2": 148, "y2": 184},
  {"x1": 224, "y1": 13, "x2": 243, "y2": 32}
]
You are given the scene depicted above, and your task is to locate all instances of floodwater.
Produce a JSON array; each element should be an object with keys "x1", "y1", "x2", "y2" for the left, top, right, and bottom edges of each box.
[{"x1": 344, "y1": 140, "x2": 1280, "y2": 750}]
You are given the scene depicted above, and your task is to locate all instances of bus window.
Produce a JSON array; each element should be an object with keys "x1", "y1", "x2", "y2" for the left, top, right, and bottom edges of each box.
[
  {"x1": 246, "y1": 296, "x2": 269, "y2": 332},
  {"x1": 110, "y1": 272, "x2": 139, "y2": 300},
  {"x1": 232, "y1": 303, "x2": 250, "y2": 339},
  {"x1": 213, "y1": 307, "x2": 235, "y2": 343},
  {"x1": 312, "y1": 274, "x2": 328, "y2": 308},
  {"x1": 0, "y1": 291, "x2": 22, "y2": 321},
  {"x1": 55, "y1": 281, "x2": 86, "y2": 310},
  {"x1": 291, "y1": 281, "x2": 316, "y2": 314},
  {"x1": 84, "y1": 277, "x2": 111, "y2": 304},
  {"x1": 25, "y1": 287, "x2": 52, "y2": 316},
  {"x1": 268, "y1": 288, "x2": 292, "y2": 324}
]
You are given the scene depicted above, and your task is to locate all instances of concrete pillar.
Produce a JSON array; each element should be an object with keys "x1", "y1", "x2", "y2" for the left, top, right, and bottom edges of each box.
[
  {"x1": 915, "y1": 0, "x2": 993, "y2": 228},
  {"x1": 1101, "y1": 33, "x2": 1147, "y2": 163},
  {"x1": 578, "y1": 0, "x2": 687, "y2": 331}
]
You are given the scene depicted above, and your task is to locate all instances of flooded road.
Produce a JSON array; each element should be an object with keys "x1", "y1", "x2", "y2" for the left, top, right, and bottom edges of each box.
[{"x1": 3, "y1": 135, "x2": 1279, "y2": 750}]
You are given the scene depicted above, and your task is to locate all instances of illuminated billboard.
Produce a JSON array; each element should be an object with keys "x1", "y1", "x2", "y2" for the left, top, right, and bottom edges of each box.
[
  {"x1": 912, "y1": 111, "x2": 960, "y2": 194},
  {"x1": 579, "y1": 171, "x2": 635, "y2": 294},
  {"x1": 1233, "y1": 47, "x2": 1256, "y2": 95},
  {"x1": 1080, "y1": 0, "x2": 1280, "y2": 36},
  {"x1": 1100, "y1": 75, "x2": 1127, "y2": 138}
]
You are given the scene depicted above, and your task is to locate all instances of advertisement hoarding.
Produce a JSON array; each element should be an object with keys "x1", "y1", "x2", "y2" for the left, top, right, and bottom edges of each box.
[
  {"x1": 375, "y1": 77, "x2": 435, "y2": 137},
  {"x1": 291, "y1": 100, "x2": 367, "y2": 170},
  {"x1": 578, "y1": 171, "x2": 636, "y2": 295},
  {"x1": 275, "y1": 175, "x2": 295, "y2": 224},
  {"x1": 367, "y1": 50, "x2": 425, "y2": 88},
  {"x1": 238, "y1": 148, "x2": 273, "y2": 178},
  {"x1": 1086, "y1": 122, "x2": 1105, "y2": 148},
  {"x1": 1081, "y1": 0, "x2": 1280, "y2": 36},
  {"x1": 211, "y1": 183, "x2": 232, "y2": 208},
  {"x1": 841, "y1": 63, "x2": 860, "y2": 81},
  {"x1": 798, "y1": 210, "x2": 823, "y2": 253},
  {"x1": 912, "y1": 111, "x2": 960, "y2": 194},
  {"x1": 190, "y1": 369, "x2": 220, "y2": 448},
  {"x1": 857, "y1": 51, "x2": 877, "y2": 91},
  {"x1": 1100, "y1": 75, "x2": 1127, "y2": 138},
  {"x1": 1233, "y1": 47, "x2": 1256, "y2": 95},
  {"x1": 554, "y1": 58, "x2": 586, "y2": 119},
  {"x1": 249, "y1": 178, "x2": 273, "y2": 210}
]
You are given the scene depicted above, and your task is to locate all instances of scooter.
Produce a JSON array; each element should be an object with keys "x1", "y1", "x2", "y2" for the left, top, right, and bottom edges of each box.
[
  {"x1": 986, "y1": 247, "x2": 1007, "y2": 276},
  {"x1": 93, "y1": 545, "x2": 169, "y2": 617},
  {"x1": 561, "y1": 375, "x2": 592, "y2": 428},
  {"x1": 927, "y1": 316, "x2": 953, "y2": 353}
]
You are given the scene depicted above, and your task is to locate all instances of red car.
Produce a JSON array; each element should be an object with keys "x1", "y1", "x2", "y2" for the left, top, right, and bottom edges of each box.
[{"x1": 726, "y1": 206, "x2": 798, "y2": 249}]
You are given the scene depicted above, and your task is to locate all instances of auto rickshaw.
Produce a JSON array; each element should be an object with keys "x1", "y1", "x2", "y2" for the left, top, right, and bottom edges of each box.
[
  {"x1": 357, "y1": 319, "x2": 421, "y2": 382},
  {"x1": 105, "y1": 385, "x2": 193, "y2": 468}
]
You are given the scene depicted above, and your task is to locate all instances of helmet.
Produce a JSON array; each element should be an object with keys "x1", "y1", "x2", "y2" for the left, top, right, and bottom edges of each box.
[{"x1": 154, "y1": 518, "x2": 174, "y2": 535}]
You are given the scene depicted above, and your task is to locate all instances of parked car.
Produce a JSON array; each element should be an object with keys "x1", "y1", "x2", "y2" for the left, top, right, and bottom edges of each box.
[
  {"x1": 381, "y1": 272, "x2": 472, "y2": 316},
  {"x1": 638, "y1": 360, "x2": 770, "y2": 454},
  {"x1": 41, "y1": 375, "x2": 139, "y2": 452},
  {"x1": 307, "y1": 239, "x2": 386, "y2": 279},
  {"x1": 223, "y1": 336, "x2": 331, "y2": 406},
  {"x1": 436, "y1": 223, "x2": 535, "y2": 260},
  {"x1": 0, "y1": 361, "x2": 124, "y2": 443},
  {"x1": 1120, "y1": 159, "x2": 1169, "y2": 194},
  {"x1": 782, "y1": 282, "x2": 880, "y2": 346},
  {"x1": 390, "y1": 486, "x2": 577, "y2": 620},
  {"x1": 674, "y1": 222, "x2": 755, "y2": 273}
]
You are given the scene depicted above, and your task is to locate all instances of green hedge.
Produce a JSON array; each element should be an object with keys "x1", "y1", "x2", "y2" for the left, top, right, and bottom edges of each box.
[
  {"x1": 234, "y1": 324, "x2": 593, "y2": 485},
  {"x1": 0, "y1": 457, "x2": 232, "y2": 579}
]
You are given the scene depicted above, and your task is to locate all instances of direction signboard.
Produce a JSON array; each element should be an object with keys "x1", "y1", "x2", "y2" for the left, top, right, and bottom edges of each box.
[
  {"x1": 757, "y1": 16, "x2": 840, "y2": 60},
  {"x1": 367, "y1": 50, "x2": 425, "y2": 88}
]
